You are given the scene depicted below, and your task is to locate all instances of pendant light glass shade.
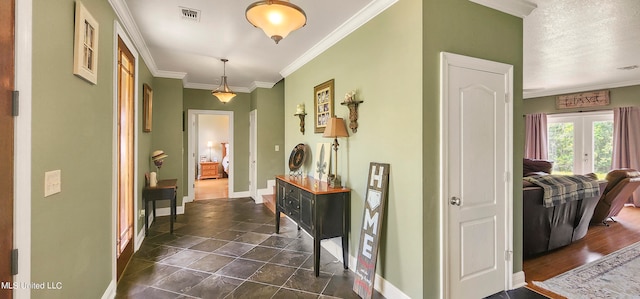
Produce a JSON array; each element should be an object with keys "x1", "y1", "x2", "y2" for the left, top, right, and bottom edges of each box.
[
  {"x1": 212, "y1": 59, "x2": 236, "y2": 103},
  {"x1": 245, "y1": 0, "x2": 306, "y2": 44}
]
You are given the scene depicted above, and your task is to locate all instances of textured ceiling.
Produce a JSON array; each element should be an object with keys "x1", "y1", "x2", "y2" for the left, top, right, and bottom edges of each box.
[{"x1": 524, "y1": 0, "x2": 640, "y2": 98}]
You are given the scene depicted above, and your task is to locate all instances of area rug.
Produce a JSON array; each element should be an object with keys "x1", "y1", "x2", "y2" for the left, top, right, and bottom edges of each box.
[{"x1": 533, "y1": 241, "x2": 640, "y2": 298}]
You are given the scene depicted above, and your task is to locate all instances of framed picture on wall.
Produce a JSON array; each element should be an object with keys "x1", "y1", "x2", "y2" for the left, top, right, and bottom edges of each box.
[
  {"x1": 143, "y1": 84, "x2": 153, "y2": 132},
  {"x1": 73, "y1": 1, "x2": 99, "y2": 84},
  {"x1": 314, "y1": 79, "x2": 335, "y2": 133}
]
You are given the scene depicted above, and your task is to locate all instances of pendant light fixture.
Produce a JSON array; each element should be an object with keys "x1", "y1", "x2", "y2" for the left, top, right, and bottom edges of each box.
[
  {"x1": 245, "y1": 0, "x2": 306, "y2": 44},
  {"x1": 212, "y1": 59, "x2": 236, "y2": 103}
]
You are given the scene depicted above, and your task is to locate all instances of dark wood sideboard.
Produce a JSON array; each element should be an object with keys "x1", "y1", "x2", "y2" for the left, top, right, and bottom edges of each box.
[{"x1": 275, "y1": 175, "x2": 351, "y2": 277}]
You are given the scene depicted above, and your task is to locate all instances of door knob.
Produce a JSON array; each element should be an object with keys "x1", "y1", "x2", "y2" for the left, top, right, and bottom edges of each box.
[{"x1": 450, "y1": 197, "x2": 461, "y2": 206}]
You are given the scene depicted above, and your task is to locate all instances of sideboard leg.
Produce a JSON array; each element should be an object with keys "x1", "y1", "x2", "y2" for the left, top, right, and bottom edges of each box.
[
  {"x1": 342, "y1": 236, "x2": 349, "y2": 269},
  {"x1": 314, "y1": 237, "x2": 321, "y2": 277}
]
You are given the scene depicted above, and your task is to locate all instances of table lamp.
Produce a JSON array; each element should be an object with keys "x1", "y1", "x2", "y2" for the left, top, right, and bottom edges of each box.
[
  {"x1": 207, "y1": 141, "x2": 213, "y2": 161},
  {"x1": 323, "y1": 117, "x2": 349, "y2": 188}
]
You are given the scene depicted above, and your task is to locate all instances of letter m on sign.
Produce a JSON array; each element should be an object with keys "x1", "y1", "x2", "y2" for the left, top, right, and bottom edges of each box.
[{"x1": 354, "y1": 162, "x2": 390, "y2": 299}]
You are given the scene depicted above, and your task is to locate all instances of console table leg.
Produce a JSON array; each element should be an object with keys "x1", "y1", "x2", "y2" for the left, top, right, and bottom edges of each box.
[
  {"x1": 275, "y1": 210, "x2": 280, "y2": 233},
  {"x1": 144, "y1": 199, "x2": 149, "y2": 236},
  {"x1": 314, "y1": 237, "x2": 321, "y2": 277},
  {"x1": 342, "y1": 236, "x2": 349, "y2": 269},
  {"x1": 170, "y1": 196, "x2": 175, "y2": 234}
]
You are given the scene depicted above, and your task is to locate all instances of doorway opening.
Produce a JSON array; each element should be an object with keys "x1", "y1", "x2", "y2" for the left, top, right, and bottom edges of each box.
[{"x1": 187, "y1": 110, "x2": 233, "y2": 202}]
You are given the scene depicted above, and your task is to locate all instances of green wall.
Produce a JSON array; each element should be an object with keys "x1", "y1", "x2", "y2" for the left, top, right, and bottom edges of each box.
[
  {"x1": 524, "y1": 85, "x2": 640, "y2": 114},
  {"x1": 151, "y1": 78, "x2": 185, "y2": 205},
  {"x1": 285, "y1": 0, "x2": 523, "y2": 297},
  {"x1": 422, "y1": 1, "x2": 524, "y2": 295},
  {"x1": 32, "y1": 0, "x2": 117, "y2": 297},
  {"x1": 254, "y1": 81, "x2": 285, "y2": 189},
  {"x1": 183, "y1": 89, "x2": 251, "y2": 193},
  {"x1": 137, "y1": 63, "x2": 154, "y2": 232},
  {"x1": 285, "y1": 0, "x2": 424, "y2": 297}
]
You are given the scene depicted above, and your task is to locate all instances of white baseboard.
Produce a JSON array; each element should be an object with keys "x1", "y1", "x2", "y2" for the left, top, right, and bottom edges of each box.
[
  {"x1": 255, "y1": 180, "x2": 276, "y2": 204},
  {"x1": 100, "y1": 279, "x2": 116, "y2": 299},
  {"x1": 512, "y1": 271, "x2": 526, "y2": 288},
  {"x1": 320, "y1": 239, "x2": 411, "y2": 299},
  {"x1": 231, "y1": 191, "x2": 250, "y2": 198},
  {"x1": 154, "y1": 197, "x2": 186, "y2": 217},
  {"x1": 135, "y1": 225, "x2": 146, "y2": 251}
]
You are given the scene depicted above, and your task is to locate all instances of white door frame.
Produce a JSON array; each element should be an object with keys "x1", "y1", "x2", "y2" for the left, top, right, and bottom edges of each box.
[
  {"x1": 14, "y1": 0, "x2": 33, "y2": 297},
  {"x1": 439, "y1": 52, "x2": 515, "y2": 298},
  {"x1": 187, "y1": 109, "x2": 234, "y2": 202},
  {"x1": 249, "y1": 110, "x2": 257, "y2": 199}
]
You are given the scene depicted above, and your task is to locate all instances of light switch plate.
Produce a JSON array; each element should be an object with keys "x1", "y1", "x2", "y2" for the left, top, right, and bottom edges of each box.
[
  {"x1": 275, "y1": 145, "x2": 280, "y2": 151},
  {"x1": 44, "y1": 170, "x2": 61, "y2": 197}
]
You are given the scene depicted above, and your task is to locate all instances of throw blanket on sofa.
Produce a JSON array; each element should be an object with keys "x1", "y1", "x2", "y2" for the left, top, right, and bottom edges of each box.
[{"x1": 523, "y1": 175, "x2": 601, "y2": 208}]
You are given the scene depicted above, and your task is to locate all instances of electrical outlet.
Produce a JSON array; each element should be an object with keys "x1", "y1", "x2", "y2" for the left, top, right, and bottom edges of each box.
[{"x1": 44, "y1": 170, "x2": 61, "y2": 197}]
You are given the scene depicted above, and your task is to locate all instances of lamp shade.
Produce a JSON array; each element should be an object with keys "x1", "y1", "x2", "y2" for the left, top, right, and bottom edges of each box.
[
  {"x1": 323, "y1": 117, "x2": 349, "y2": 138},
  {"x1": 212, "y1": 59, "x2": 236, "y2": 103},
  {"x1": 246, "y1": 0, "x2": 306, "y2": 44},
  {"x1": 212, "y1": 76, "x2": 236, "y2": 103}
]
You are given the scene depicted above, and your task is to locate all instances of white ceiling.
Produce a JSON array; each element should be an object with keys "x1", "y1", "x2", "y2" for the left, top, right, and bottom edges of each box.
[
  {"x1": 120, "y1": 0, "x2": 640, "y2": 97},
  {"x1": 523, "y1": 0, "x2": 640, "y2": 98}
]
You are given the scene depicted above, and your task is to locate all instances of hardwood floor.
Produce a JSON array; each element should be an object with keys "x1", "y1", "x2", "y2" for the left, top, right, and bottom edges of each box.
[
  {"x1": 194, "y1": 178, "x2": 228, "y2": 200},
  {"x1": 523, "y1": 205, "x2": 640, "y2": 298}
]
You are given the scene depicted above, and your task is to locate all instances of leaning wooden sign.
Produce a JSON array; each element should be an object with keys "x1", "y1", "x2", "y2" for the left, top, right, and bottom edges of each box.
[{"x1": 353, "y1": 162, "x2": 390, "y2": 299}]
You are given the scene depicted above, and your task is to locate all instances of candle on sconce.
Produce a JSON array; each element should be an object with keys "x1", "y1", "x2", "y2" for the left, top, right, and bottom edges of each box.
[{"x1": 296, "y1": 103, "x2": 305, "y2": 114}]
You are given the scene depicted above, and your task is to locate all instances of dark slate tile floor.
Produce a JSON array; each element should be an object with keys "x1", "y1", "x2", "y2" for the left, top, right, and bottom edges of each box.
[
  {"x1": 116, "y1": 197, "x2": 384, "y2": 299},
  {"x1": 485, "y1": 287, "x2": 550, "y2": 299}
]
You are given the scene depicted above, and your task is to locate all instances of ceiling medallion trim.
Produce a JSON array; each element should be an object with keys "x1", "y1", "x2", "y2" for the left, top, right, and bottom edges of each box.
[{"x1": 469, "y1": 0, "x2": 537, "y2": 18}]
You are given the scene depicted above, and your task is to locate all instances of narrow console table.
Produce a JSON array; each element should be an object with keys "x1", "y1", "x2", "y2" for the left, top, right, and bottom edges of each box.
[
  {"x1": 142, "y1": 179, "x2": 177, "y2": 236},
  {"x1": 275, "y1": 175, "x2": 351, "y2": 276}
]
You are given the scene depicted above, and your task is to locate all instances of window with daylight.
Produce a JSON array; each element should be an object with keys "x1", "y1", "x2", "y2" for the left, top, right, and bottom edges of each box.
[{"x1": 547, "y1": 111, "x2": 613, "y2": 179}]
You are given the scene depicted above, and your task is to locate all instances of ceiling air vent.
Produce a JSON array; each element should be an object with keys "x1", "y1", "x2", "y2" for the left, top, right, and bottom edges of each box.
[
  {"x1": 180, "y1": 7, "x2": 201, "y2": 22},
  {"x1": 618, "y1": 65, "x2": 639, "y2": 71}
]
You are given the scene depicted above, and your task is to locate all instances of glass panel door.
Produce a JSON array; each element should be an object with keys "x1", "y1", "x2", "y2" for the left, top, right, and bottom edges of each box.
[{"x1": 116, "y1": 37, "x2": 135, "y2": 279}]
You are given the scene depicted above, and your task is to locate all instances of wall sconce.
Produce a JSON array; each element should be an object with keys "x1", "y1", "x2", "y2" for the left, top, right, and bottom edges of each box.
[
  {"x1": 294, "y1": 103, "x2": 306, "y2": 134},
  {"x1": 340, "y1": 91, "x2": 364, "y2": 133}
]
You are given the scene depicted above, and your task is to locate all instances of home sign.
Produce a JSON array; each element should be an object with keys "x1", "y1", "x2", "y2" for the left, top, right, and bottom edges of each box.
[
  {"x1": 556, "y1": 90, "x2": 610, "y2": 109},
  {"x1": 353, "y1": 162, "x2": 390, "y2": 299}
]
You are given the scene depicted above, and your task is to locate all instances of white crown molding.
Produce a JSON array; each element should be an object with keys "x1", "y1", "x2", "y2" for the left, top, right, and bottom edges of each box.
[
  {"x1": 249, "y1": 81, "x2": 277, "y2": 91},
  {"x1": 280, "y1": 0, "x2": 398, "y2": 78},
  {"x1": 524, "y1": 79, "x2": 640, "y2": 99},
  {"x1": 184, "y1": 81, "x2": 251, "y2": 93},
  {"x1": 469, "y1": 0, "x2": 537, "y2": 18},
  {"x1": 156, "y1": 70, "x2": 186, "y2": 80},
  {"x1": 108, "y1": 0, "x2": 160, "y2": 75}
]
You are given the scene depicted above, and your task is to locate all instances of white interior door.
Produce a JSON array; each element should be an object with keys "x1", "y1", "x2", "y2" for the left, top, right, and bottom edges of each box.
[
  {"x1": 249, "y1": 110, "x2": 257, "y2": 199},
  {"x1": 441, "y1": 52, "x2": 513, "y2": 299}
]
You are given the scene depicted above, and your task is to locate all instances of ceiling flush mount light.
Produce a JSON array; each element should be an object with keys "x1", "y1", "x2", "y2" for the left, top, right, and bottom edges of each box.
[
  {"x1": 245, "y1": 0, "x2": 307, "y2": 44},
  {"x1": 212, "y1": 59, "x2": 236, "y2": 103}
]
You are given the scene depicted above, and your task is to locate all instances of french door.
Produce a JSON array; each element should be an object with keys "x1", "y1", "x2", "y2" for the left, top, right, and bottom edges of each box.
[
  {"x1": 0, "y1": 0, "x2": 15, "y2": 297},
  {"x1": 547, "y1": 111, "x2": 613, "y2": 178},
  {"x1": 116, "y1": 37, "x2": 135, "y2": 279}
]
